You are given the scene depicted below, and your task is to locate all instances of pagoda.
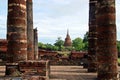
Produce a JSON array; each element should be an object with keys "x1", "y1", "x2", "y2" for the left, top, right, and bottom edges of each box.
[{"x1": 64, "y1": 29, "x2": 72, "y2": 47}]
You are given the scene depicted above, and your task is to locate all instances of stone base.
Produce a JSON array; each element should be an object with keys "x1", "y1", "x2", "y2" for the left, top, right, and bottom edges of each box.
[
  {"x1": 5, "y1": 63, "x2": 21, "y2": 77},
  {"x1": 19, "y1": 60, "x2": 50, "y2": 80}
]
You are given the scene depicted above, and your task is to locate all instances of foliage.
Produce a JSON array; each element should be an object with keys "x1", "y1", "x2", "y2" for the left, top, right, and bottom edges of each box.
[
  {"x1": 54, "y1": 37, "x2": 64, "y2": 51},
  {"x1": 72, "y1": 37, "x2": 84, "y2": 51},
  {"x1": 38, "y1": 42, "x2": 59, "y2": 51},
  {"x1": 38, "y1": 32, "x2": 120, "y2": 52},
  {"x1": 118, "y1": 58, "x2": 120, "y2": 64},
  {"x1": 82, "y1": 32, "x2": 88, "y2": 51},
  {"x1": 83, "y1": 32, "x2": 88, "y2": 43},
  {"x1": 38, "y1": 42, "x2": 46, "y2": 49},
  {"x1": 117, "y1": 41, "x2": 120, "y2": 52}
]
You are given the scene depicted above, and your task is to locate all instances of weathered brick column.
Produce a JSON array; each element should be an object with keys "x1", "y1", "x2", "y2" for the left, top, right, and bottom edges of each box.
[
  {"x1": 34, "y1": 28, "x2": 38, "y2": 60},
  {"x1": 27, "y1": 0, "x2": 34, "y2": 60},
  {"x1": 96, "y1": 0, "x2": 118, "y2": 79},
  {"x1": 7, "y1": 0, "x2": 27, "y2": 62},
  {"x1": 88, "y1": 0, "x2": 97, "y2": 72}
]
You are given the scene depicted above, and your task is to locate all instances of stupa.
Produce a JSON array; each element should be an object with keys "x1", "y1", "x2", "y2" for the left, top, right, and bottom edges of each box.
[{"x1": 64, "y1": 29, "x2": 72, "y2": 47}]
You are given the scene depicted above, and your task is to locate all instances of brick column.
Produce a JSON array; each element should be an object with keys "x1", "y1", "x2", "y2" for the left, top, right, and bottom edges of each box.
[
  {"x1": 88, "y1": 0, "x2": 97, "y2": 72},
  {"x1": 27, "y1": 0, "x2": 34, "y2": 60},
  {"x1": 34, "y1": 28, "x2": 38, "y2": 60},
  {"x1": 7, "y1": 0, "x2": 27, "y2": 62},
  {"x1": 96, "y1": 0, "x2": 118, "y2": 79}
]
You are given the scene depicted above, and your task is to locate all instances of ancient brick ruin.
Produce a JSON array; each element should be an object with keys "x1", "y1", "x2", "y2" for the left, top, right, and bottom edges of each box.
[
  {"x1": 4, "y1": 0, "x2": 50, "y2": 79},
  {"x1": 27, "y1": 0, "x2": 34, "y2": 60},
  {"x1": 0, "y1": 39, "x2": 7, "y2": 61},
  {"x1": 64, "y1": 29, "x2": 72, "y2": 47},
  {"x1": 34, "y1": 28, "x2": 39, "y2": 60},
  {"x1": 88, "y1": 0, "x2": 97, "y2": 72},
  {"x1": 7, "y1": 0, "x2": 27, "y2": 62},
  {"x1": 0, "y1": 0, "x2": 119, "y2": 80},
  {"x1": 96, "y1": 0, "x2": 118, "y2": 79}
]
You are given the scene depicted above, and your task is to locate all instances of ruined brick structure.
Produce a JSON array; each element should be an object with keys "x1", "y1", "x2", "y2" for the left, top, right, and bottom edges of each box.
[
  {"x1": 64, "y1": 29, "x2": 72, "y2": 47},
  {"x1": 19, "y1": 60, "x2": 50, "y2": 80},
  {"x1": 38, "y1": 49, "x2": 58, "y2": 60},
  {"x1": 27, "y1": 0, "x2": 34, "y2": 60},
  {"x1": 88, "y1": 0, "x2": 97, "y2": 72},
  {"x1": 34, "y1": 28, "x2": 38, "y2": 60},
  {"x1": 0, "y1": 39, "x2": 7, "y2": 61},
  {"x1": 7, "y1": 0, "x2": 27, "y2": 62},
  {"x1": 96, "y1": 0, "x2": 118, "y2": 79},
  {"x1": 70, "y1": 51, "x2": 87, "y2": 60}
]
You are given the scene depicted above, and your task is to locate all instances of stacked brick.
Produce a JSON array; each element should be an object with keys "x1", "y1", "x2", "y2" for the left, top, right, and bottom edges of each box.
[
  {"x1": 27, "y1": 0, "x2": 34, "y2": 60},
  {"x1": 96, "y1": 0, "x2": 118, "y2": 79},
  {"x1": 19, "y1": 60, "x2": 50, "y2": 80},
  {"x1": 34, "y1": 28, "x2": 39, "y2": 60},
  {"x1": 88, "y1": 0, "x2": 97, "y2": 72},
  {"x1": 7, "y1": 0, "x2": 27, "y2": 62},
  {"x1": 0, "y1": 39, "x2": 7, "y2": 61},
  {"x1": 64, "y1": 30, "x2": 72, "y2": 47}
]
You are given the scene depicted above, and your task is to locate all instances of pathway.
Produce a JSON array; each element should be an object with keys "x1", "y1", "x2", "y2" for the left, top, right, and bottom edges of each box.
[{"x1": 50, "y1": 66, "x2": 97, "y2": 80}]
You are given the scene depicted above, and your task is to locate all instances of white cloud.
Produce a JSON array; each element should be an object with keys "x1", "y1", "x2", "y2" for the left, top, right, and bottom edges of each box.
[{"x1": 0, "y1": 0, "x2": 120, "y2": 44}]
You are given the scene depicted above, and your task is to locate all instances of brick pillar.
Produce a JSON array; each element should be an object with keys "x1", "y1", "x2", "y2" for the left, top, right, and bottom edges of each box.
[
  {"x1": 7, "y1": 0, "x2": 27, "y2": 62},
  {"x1": 27, "y1": 0, "x2": 34, "y2": 60},
  {"x1": 96, "y1": 0, "x2": 118, "y2": 79},
  {"x1": 88, "y1": 0, "x2": 97, "y2": 72},
  {"x1": 34, "y1": 28, "x2": 38, "y2": 60}
]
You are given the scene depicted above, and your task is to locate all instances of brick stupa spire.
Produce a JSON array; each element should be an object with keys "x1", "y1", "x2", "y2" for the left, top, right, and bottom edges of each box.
[{"x1": 64, "y1": 29, "x2": 72, "y2": 47}]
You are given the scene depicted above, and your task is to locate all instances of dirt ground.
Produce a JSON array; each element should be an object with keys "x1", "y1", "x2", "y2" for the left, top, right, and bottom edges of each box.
[
  {"x1": 0, "y1": 66, "x2": 120, "y2": 80},
  {"x1": 50, "y1": 66, "x2": 97, "y2": 80}
]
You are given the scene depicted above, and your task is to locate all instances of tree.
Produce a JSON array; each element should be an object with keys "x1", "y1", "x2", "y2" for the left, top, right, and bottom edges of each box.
[
  {"x1": 54, "y1": 37, "x2": 64, "y2": 51},
  {"x1": 38, "y1": 42, "x2": 46, "y2": 49},
  {"x1": 38, "y1": 42, "x2": 59, "y2": 51},
  {"x1": 72, "y1": 37, "x2": 84, "y2": 51},
  {"x1": 83, "y1": 32, "x2": 88, "y2": 51},
  {"x1": 117, "y1": 41, "x2": 120, "y2": 52}
]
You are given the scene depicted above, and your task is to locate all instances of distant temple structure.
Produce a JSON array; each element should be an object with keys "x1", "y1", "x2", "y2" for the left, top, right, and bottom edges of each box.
[{"x1": 64, "y1": 29, "x2": 72, "y2": 47}]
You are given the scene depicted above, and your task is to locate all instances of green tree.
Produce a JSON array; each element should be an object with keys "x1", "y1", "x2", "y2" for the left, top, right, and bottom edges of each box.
[
  {"x1": 38, "y1": 42, "x2": 46, "y2": 49},
  {"x1": 38, "y1": 42, "x2": 59, "y2": 51},
  {"x1": 72, "y1": 37, "x2": 84, "y2": 51},
  {"x1": 117, "y1": 41, "x2": 120, "y2": 52},
  {"x1": 83, "y1": 32, "x2": 88, "y2": 51},
  {"x1": 54, "y1": 37, "x2": 64, "y2": 51},
  {"x1": 45, "y1": 43, "x2": 53, "y2": 51}
]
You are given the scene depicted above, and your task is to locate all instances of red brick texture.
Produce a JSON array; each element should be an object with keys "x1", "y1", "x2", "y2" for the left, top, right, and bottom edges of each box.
[
  {"x1": 7, "y1": 0, "x2": 27, "y2": 62},
  {"x1": 96, "y1": 0, "x2": 118, "y2": 79}
]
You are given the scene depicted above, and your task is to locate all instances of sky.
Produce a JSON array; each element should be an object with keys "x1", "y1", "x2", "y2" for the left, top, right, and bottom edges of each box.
[{"x1": 0, "y1": 0, "x2": 120, "y2": 44}]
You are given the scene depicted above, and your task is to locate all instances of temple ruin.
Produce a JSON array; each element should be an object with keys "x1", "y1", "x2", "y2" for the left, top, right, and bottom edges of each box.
[
  {"x1": 0, "y1": 0, "x2": 119, "y2": 80},
  {"x1": 88, "y1": 0, "x2": 97, "y2": 72},
  {"x1": 27, "y1": 0, "x2": 34, "y2": 60},
  {"x1": 7, "y1": 0, "x2": 27, "y2": 62},
  {"x1": 64, "y1": 29, "x2": 72, "y2": 47},
  {"x1": 96, "y1": 0, "x2": 118, "y2": 79}
]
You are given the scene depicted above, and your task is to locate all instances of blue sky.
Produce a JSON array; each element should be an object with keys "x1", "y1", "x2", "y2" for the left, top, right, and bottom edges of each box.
[{"x1": 0, "y1": 0, "x2": 120, "y2": 44}]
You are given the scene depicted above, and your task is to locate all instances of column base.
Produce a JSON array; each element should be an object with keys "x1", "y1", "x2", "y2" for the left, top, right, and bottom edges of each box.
[{"x1": 5, "y1": 63, "x2": 21, "y2": 77}]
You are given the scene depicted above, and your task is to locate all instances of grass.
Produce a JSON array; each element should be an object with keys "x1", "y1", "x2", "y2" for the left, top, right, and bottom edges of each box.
[
  {"x1": 118, "y1": 58, "x2": 120, "y2": 64},
  {"x1": 57, "y1": 51, "x2": 71, "y2": 57}
]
